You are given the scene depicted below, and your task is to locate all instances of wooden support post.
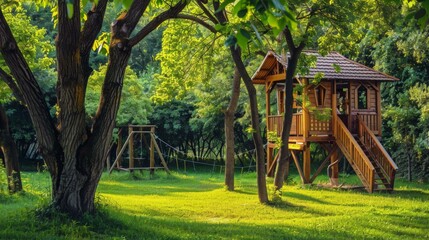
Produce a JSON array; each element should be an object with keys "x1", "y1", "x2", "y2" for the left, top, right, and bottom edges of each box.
[
  {"x1": 128, "y1": 127, "x2": 134, "y2": 172},
  {"x1": 291, "y1": 151, "x2": 305, "y2": 183},
  {"x1": 109, "y1": 132, "x2": 134, "y2": 174},
  {"x1": 303, "y1": 79, "x2": 310, "y2": 141},
  {"x1": 330, "y1": 148, "x2": 339, "y2": 186},
  {"x1": 128, "y1": 126, "x2": 134, "y2": 172},
  {"x1": 332, "y1": 94, "x2": 337, "y2": 136},
  {"x1": 309, "y1": 146, "x2": 338, "y2": 183},
  {"x1": 376, "y1": 82, "x2": 382, "y2": 136},
  {"x1": 267, "y1": 149, "x2": 279, "y2": 176},
  {"x1": 266, "y1": 81, "x2": 271, "y2": 176},
  {"x1": 116, "y1": 128, "x2": 123, "y2": 168},
  {"x1": 150, "y1": 133, "x2": 171, "y2": 174},
  {"x1": 267, "y1": 146, "x2": 274, "y2": 177},
  {"x1": 150, "y1": 126, "x2": 155, "y2": 175},
  {"x1": 303, "y1": 144, "x2": 311, "y2": 183},
  {"x1": 348, "y1": 81, "x2": 352, "y2": 130}
]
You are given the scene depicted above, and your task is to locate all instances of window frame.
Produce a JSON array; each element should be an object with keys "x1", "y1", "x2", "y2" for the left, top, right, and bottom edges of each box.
[{"x1": 355, "y1": 84, "x2": 370, "y2": 110}]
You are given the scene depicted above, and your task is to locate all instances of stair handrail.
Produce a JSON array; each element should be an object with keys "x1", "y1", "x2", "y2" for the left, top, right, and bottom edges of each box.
[
  {"x1": 357, "y1": 116, "x2": 398, "y2": 189},
  {"x1": 333, "y1": 114, "x2": 375, "y2": 192}
]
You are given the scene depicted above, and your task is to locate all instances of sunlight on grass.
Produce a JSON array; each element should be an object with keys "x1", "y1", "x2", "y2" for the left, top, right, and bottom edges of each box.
[{"x1": 0, "y1": 171, "x2": 428, "y2": 239}]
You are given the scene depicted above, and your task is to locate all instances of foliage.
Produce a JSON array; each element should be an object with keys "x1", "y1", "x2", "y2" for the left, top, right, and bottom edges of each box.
[
  {"x1": 86, "y1": 65, "x2": 152, "y2": 125},
  {"x1": 153, "y1": 19, "x2": 221, "y2": 103},
  {"x1": 0, "y1": 163, "x2": 6, "y2": 194},
  {"x1": 351, "y1": 7, "x2": 429, "y2": 181},
  {"x1": 0, "y1": 6, "x2": 55, "y2": 103}
]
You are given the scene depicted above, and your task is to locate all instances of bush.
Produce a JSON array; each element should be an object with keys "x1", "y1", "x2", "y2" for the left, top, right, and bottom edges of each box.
[{"x1": 0, "y1": 162, "x2": 7, "y2": 194}]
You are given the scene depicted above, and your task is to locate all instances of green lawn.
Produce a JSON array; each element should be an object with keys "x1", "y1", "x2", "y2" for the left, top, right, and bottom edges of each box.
[{"x1": 0, "y1": 170, "x2": 428, "y2": 239}]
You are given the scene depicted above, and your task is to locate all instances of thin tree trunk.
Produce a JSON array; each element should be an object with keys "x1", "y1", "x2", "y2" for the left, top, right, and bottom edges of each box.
[
  {"x1": 230, "y1": 46, "x2": 268, "y2": 203},
  {"x1": 273, "y1": 28, "x2": 306, "y2": 191},
  {"x1": 0, "y1": 104, "x2": 22, "y2": 193},
  {"x1": 224, "y1": 67, "x2": 241, "y2": 191},
  {"x1": 211, "y1": 0, "x2": 267, "y2": 203}
]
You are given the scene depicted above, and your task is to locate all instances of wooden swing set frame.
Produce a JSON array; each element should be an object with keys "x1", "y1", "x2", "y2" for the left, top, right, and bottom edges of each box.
[{"x1": 108, "y1": 125, "x2": 170, "y2": 174}]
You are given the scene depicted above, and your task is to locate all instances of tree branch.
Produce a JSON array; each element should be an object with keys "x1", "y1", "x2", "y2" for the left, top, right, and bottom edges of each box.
[
  {"x1": 195, "y1": 0, "x2": 219, "y2": 24},
  {"x1": 0, "y1": 8, "x2": 59, "y2": 172},
  {"x1": 128, "y1": 0, "x2": 188, "y2": 47},
  {"x1": 0, "y1": 67, "x2": 24, "y2": 103},
  {"x1": 174, "y1": 13, "x2": 216, "y2": 33},
  {"x1": 80, "y1": 0, "x2": 109, "y2": 80},
  {"x1": 283, "y1": 26, "x2": 296, "y2": 52},
  {"x1": 116, "y1": 0, "x2": 152, "y2": 37}
]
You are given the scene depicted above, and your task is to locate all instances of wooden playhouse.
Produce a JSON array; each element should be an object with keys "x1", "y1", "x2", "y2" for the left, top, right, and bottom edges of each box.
[{"x1": 252, "y1": 51, "x2": 399, "y2": 192}]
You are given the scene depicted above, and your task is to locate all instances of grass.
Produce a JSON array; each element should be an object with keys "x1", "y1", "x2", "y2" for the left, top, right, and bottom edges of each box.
[{"x1": 0, "y1": 170, "x2": 428, "y2": 239}]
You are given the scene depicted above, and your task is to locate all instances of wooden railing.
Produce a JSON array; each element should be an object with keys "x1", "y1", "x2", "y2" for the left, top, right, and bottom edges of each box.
[
  {"x1": 267, "y1": 113, "x2": 303, "y2": 137},
  {"x1": 351, "y1": 112, "x2": 379, "y2": 135},
  {"x1": 309, "y1": 113, "x2": 332, "y2": 134},
  {"x1": 358, "y1": 117, "x2": 398, "y2": 189},
  {"x1": 333, "y1": 114, "x2": 375, "y2": 192}
]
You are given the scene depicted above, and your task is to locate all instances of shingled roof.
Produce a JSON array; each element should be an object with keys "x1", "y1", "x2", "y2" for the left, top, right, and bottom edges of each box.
[{"x1": 252, "y1": 51, "x2": 399, "y2": 83}]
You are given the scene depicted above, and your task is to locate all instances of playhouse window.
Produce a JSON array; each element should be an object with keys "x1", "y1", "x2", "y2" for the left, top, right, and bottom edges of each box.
[
  {"x1": 357, "y1": 85, "x2": 368, "y2": 109},
  {"x1": 314, "y1": 85, "x2": 326, "y2": 107}
]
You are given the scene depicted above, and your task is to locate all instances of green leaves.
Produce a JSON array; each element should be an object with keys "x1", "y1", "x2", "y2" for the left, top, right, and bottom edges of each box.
[
  {"x1": 219, "y1": 0, "x2": 297, "y2": 49},
  {"x1": 122, "y1": 0, "x2": 133, "y2": 10},
  {"x1": 224, "y1": 35, "x2": 237, "y2": 47},
  {"x1": 66, "y1": 0, "x2": 74, "y2": 19},
  {"x1": 92, "y1": 32, "x2": 110, "y2": 55},
  {"x1": 332, "y1": 63, "x2": 341, "y2": 73},
  {"x1": 113, "y1": 0, "x2": 134, "y2": 11}
]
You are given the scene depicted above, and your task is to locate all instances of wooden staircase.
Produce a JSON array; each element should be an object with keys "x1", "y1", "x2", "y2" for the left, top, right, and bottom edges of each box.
[{"x1": 333, "y1": 114, "x2": 398, "y2": 193}]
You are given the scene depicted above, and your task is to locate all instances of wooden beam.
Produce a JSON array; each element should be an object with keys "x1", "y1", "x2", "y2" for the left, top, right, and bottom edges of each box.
[
  {"x1": 129, "y1": 126, "x2": 134, "y2": 171},
  {"x1": 309, "y1": 145, "x2": 338, "y2": 183},
  {"x1": 376, "y1": 82, "x2": 382, "y2": 136},
  {"x1": 150, "y1": 126, "x2": 155, "y2": 175},
  {"x1": 367, "y1": 81, "x2": 379, "y2": 91},
  {"x1": 252, "y1": 79, "x2": 266, "y2": 85},
  {"x1": 150, "y1": 133, "x2": 171, "y2": 174},
  {"x1": 330, "y1": 147, "x2": 339, "y2": 186},
  {"x1": 116, "y1": 128, "x2": 123, "y2": 168},
  {"x1": 267, "y1": 149, "x2": 279, "y2": 177},
  {"x1": 266, "y1": 73, "x2": 286, "y2": 82},
  {"x1": 291, "y1": 150, "x2": 305, "y2": 183},
  {"x1": 266, "y1": 79, "x2": 276, "y2": 93},
  {"x1": 303, "y1": 144, "x2": 311, "y2": 183},
  {"x1": 348, "y1": 81, "x2": 352, "y2": 130},
  {"x1": 288, "y1": 143, "x2": 304, "y2": 150},
  {"x1": 109, "y1": 132, "x2": 134, "y2": 174},
  {"x1": 302, "y1": 79, "x2": 310, "y2": 141}
]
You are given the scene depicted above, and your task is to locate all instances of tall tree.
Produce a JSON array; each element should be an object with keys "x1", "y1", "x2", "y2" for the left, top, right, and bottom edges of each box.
[
  {"x1": 224, "y1": 0, "x2": 371, "y2": 191},
  {"x1": 0, "y1": 0, "x2": 187, "y2": 216},
  {"x1": 0, "y1": 4, "x2": 55, "y2": 193}
]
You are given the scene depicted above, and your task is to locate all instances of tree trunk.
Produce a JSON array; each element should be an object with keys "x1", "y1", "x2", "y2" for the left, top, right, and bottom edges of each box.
[
  {"x1": 230, "y1": 46, "x2": 268, "y2": 203},
  {"x1": 273, "y1": 51, "x2": 299, "y2": 190},
  {"x1": 1, "y1": 1, "x2": 187, "y2": 216},
  {"x1": 224, "y1": 67, "x2": 241, "y2": 191},
  {"x1": 273, "y1": 28, "x2": 306, "y2": 191},
  {"x1": 0, "y1": 104, "x2": 22, "y2": 193}
]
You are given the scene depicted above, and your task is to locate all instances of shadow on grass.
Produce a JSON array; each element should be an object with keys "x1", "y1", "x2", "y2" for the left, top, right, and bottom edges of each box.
[
  {"x1": 92, "y1": 207, "x2": 357, "y2": 240},
  {"x1": 99, "y1": 173, "x2": 222, "y2": 197},
  {"x1": 284, "y1": 191, "x2": 332, "y2": 205},
  {"x1": 382, "y1": 189, "x2": 429, "y2": 201}
]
